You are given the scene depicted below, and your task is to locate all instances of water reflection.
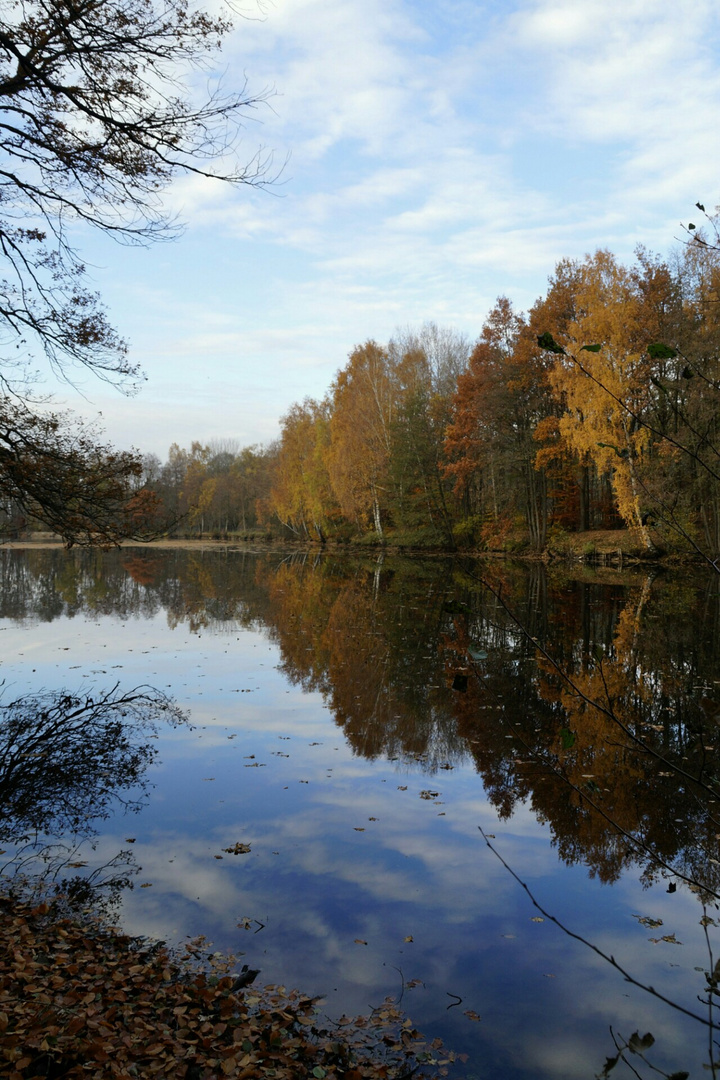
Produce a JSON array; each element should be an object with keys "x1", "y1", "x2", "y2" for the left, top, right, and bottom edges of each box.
[
  {"x1": 2, "y1": 548, "x2": 720, "y2": 897},
  {"x1": 2, "y1": 546, "x2": 720, "y2": 1076},
  {"x1": 0, "y1": 681, "x2": 187, "y2": 906}
]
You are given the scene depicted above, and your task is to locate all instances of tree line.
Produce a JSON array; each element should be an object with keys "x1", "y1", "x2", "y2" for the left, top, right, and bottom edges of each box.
[
  {"x1": 0, "y1": 2, "x2": 716, "y2": 554},
  {"x1": 137, "y1": 238, "x2": 720, "y2": 554}
]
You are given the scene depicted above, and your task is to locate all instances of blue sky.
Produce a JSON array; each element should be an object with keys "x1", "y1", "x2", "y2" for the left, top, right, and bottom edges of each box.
[{"x1": 56, "y1": 0, "x2": 720, "y2": 459}]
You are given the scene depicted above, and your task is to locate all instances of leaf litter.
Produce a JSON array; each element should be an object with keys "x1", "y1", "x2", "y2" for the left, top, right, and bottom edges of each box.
[{"x1": 0, "y1": 887, "x2": 458, "y2": 1079}]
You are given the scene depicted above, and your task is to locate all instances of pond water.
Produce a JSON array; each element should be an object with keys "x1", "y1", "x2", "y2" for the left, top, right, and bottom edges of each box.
[{"x1": 1, "y1": 546, "x2": 719, "y2": 1079}]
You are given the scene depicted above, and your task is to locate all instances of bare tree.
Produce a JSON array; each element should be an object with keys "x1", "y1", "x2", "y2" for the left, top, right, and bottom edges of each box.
[{"x1": 0, "y1": 0, "x2": 273, "y2": 539}]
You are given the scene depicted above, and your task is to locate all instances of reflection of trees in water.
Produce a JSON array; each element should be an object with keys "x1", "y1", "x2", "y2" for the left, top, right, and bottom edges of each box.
[
  {"x1": 3, "y1": 547, "x2": 720, "y2": 892},
  {"x1": 0, "y1": 684, "x2": 187, "y2": 907},
  {"x1": 0, "y1": 547, "x2": 270, "y2": 631},
  {"x1": 450, "y1": 565, "x2": 720, "y2": 896},
  {"x1": 258, "y1": 556, "x2": 720, "y2": 896},
  {"x1": 261, "y1": 556, "x2": 469, "y2": 769}
]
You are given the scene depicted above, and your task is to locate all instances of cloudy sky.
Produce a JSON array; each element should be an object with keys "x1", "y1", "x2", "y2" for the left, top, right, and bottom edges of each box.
[{"x1": 59, "y1": 0, "x2": 720, "y2": 459}]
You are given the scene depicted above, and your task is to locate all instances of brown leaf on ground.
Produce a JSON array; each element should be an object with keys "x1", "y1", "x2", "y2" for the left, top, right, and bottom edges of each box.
[{"x1": 0, "y1": 887, "x2": 455, "y2": 1080}]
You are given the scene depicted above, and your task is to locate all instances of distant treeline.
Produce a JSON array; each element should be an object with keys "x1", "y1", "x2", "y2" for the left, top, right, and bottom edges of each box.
[{"x1": 143, "y1": 242, "x2": 720, "y2": 553}]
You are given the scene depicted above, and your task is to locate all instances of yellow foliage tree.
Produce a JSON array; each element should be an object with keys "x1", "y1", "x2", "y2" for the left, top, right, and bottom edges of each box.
[{"x1": 542, "y1": 250, "x2": 676, "y2": 545}]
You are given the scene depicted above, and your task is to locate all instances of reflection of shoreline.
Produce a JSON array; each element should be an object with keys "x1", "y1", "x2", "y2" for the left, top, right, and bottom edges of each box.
[
  {"x1": 0, "y1": 534, "x2": 706, "y2": 567},
  {"x1": 3, "y1": 548, "x2": 720, "y2": 900},
  {"x1": 1, "y1": 548, "x2": 716, "y2": 1078}
]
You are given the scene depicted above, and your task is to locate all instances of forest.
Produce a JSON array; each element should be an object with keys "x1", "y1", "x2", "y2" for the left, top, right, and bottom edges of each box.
[
  {"x1": 6, "y1": 236, "x2": 717, "y2": 556},
  {"x1": 118, "y1": 235, "x2": 720, "y2": 559}
]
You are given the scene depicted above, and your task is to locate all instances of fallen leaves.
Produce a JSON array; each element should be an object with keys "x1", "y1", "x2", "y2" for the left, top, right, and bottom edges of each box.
[
  {"x1": 223, "y1": 843, "x2": 252, "y2": 855},
  {"x1": 0, "y1": 888, "x2": 455, "y2": 1080}
]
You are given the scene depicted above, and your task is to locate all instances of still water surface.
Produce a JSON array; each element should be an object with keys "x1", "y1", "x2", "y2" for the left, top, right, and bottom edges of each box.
[{"x1": 1, "y1": 546, "x2": 719, "y2": 1079}]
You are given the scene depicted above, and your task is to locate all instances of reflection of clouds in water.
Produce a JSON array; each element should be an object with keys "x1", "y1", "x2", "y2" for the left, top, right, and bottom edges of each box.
[{"x1": 2, "y1": 550, "x2": 717, "y2": 1078}]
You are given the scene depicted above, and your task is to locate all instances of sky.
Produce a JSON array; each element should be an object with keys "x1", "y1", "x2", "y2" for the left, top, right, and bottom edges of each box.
[{"x1": 51, "y1": 0, "x2": 720, "y2": 460}]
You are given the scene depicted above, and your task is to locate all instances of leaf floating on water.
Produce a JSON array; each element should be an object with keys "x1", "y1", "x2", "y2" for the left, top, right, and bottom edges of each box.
[
  {"x1": 599, "y1": 1053, "x2": 620, "y2": 1077},
  {"x1": 530, "y1": 917, "x2": 544, "y2": 923},
  {"x1": 419, "y1": 790, "x2": 440, "y2": 800},
  {"x1": 202, "y1": 778, "x2": 215, "y2": 782},
  {"x1": 648, "y1": 934, "x2": 682, "y2": 945},
  {"x1": 354, "y1": 828, "x2": 365, "y2": 832},
  {"x1": 404, "y1": 936, "x2": 414, "y2": 943},
  {"x1": 224, "y1": 842, "x2": 252, "y2": 855},
  {"x1": 397, "y1": 785, "x2": 408, "y2": 791},
  {"x1": 125, "y1": 838, "x2": 136, "y2": 843},
  {"x1": 140, "y1": 883, "x2": 152, "y2": 888},
  {"x1": 463, "y1": 1010, "x2": 481, "y2": 1022},
  {"x1": 354, "y1": 939, "x2": 367, "y2": 945},
  {"x1": 633, "y1": 914, "x2": 663, "y2": 929},
  {"x1": 628, "y1": 1031, "x2": 655, "y2": 1053}
]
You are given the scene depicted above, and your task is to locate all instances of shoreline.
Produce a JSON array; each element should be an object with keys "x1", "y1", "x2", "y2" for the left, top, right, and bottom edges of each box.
[{"x1": 0, "y1": 529, "x2": 703, "y2": 566}]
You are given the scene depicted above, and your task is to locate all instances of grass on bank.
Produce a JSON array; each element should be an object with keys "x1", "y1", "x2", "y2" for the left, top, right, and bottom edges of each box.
[{"x1": 0, "y1": 888, "x2": 459, "y2": 1080}]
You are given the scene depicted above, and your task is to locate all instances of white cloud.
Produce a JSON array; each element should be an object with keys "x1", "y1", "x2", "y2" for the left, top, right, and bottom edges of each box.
[{"x1": 39, "y1": 0, "x2": 720, "y2": 458}]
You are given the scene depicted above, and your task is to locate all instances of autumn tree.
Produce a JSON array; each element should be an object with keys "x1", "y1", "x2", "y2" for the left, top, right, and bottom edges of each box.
[
  {"x1": 267, "y1": 399, "x2": 339, "y2": 540},
  {"x1": 537, "y1": 250, "x2": 699, "y2": 548},
  {"x1": 387, "y1": 324, "x2": 469, "y2": 541},
  {"x1": 660, "y1": 239, "x2": 720, "y2": 554},
  {"x1": 444, "y1": 298, "x2": 553, "y2": 548},
  {"x1": 0, "y1": 0, "x2": 271, "y2": 541},
  {"x1": 0, "y1": 400, "x2": 165, "y2": 545},
  {"x1": 327, "y1": 342, "x2": 395, "y2": 538}
]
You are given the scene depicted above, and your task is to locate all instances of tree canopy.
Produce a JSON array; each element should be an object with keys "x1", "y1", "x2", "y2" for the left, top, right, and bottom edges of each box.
[{"x1": 0, "y1": 0, "x2": 271, "y2": 543}]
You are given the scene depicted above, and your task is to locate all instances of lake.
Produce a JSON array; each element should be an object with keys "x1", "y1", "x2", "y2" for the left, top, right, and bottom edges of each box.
[{"x1": 1, "y1": 545, "x2": 718, "y2": 1079}]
